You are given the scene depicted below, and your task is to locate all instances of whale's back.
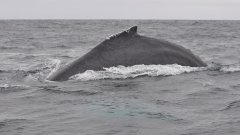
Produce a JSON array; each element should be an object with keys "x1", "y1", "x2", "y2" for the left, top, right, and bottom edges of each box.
[
  {"x1": 85, "y1": 32, "x2": 207, "y2": 68},
  {"x1": 47, "y1": 26, "x2": 207, "y2": 81}
]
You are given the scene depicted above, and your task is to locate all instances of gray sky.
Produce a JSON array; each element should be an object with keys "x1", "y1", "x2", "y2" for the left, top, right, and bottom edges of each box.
[{"x1": 0, "y1": 0, "x2": 240, "y2": 19}]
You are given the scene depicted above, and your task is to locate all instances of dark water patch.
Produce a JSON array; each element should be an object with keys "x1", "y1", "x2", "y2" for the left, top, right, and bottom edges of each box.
[
  {"x1": 137, "y1": 111, "x2": 187, "y2": 123},
  {"x1": 156, "y1": 89, "x2": 178, "y2": 94},
  {"x1": 49, "y1": 44, "x2": 69, "y2": 49},
  {"x1": 43, "y1": 89, "x2": 100, "y2": 96},
  {"x1": 0, "y1": 46, "x2": 21, "y2": 50},
  {"x1": 58, "y1": 55, "x2": 74, "y2": 59},
  {"x1": 0, "y1": 118, "x2": 29, "y2": 125},
  {"x1": 180, "y1": 130, "x2": 216, "y2": 135},
  {"x1": 0, "y1": 122, "x2": 6, "y2": 129},
  {"x1": 38, "y1": 86, "x2": 101, "y2": 96},
  {"x1": 155, "y1": 99, "x2": 179, "y2": 106},
  {"x1": 112, "y1": 83, "x2": 139, "y2": 90},
  {"x1": 187, "y1": 88, "x2": 227, "y2": 98},
  {"x1": 231, "y1": 84, "x2": 240, "y2": 90},
  {"x1": 114, "y1": 83, "x2": 133, "y2": 88},
  {"x1": 100, "y1": 81, "x2": 140, "y2": 92},
  {"x1": 27, "y1": 37, "x2": 35, "y2": 40},
  {"x1": 0, "y1": 118, "x2": 33, "y2": 132},
  {"x1": 187, "y1": 87, "x2": 229, "y2": 98},
  {"x1": 138, "y1": 112, "x2": 171, "y2": 119},
  {"x1": 34, "y1": 26, "x2": 50, "y2": 29},
  {"x1": 27, "y1": 69, "x2": 45, "y2": 74},
  {"x1": 211, "y1": 87, "x2": 229, "y2": 92},
  {"x1": 155, "y1": 100, "x2": 170, "y2": 105},
  {"x1": 221, "y1": 99, "x2": 240, "y2": 111},
  {"x1": 101, "y1": 129, "x2": 125, "y2": 135},
  {"x1": 187, "y1": 91, "x2": 217, "y2": 97}
]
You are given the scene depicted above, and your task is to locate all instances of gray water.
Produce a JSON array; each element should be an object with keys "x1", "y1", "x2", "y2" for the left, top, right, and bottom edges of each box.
[{"x1": 0, "y1": 20, "x2": 240, "y2": 135}]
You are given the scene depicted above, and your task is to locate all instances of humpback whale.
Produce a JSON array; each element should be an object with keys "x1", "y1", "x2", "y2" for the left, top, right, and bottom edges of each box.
[{"x1": 47, "y1": 26, "x2": 207, "y2": 81}]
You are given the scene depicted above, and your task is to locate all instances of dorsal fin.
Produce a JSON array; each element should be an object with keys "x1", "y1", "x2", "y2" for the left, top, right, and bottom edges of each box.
[
  {"x1": 127, "y1": 26, "x2": 137, "y2": 35},
  {"x1": 107, "y1": 26, "x2": 138, "y2": 40}
]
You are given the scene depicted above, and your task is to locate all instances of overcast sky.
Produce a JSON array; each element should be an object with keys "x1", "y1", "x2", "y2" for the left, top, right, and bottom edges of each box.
[{"x1": 0, "y1": 0, "x2": 240, "y2": 20}]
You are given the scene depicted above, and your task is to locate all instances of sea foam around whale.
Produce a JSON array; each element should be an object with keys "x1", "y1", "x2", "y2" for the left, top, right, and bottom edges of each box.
[{"x1": 70, "y1": 64, "x2": 206, "y2": 81}]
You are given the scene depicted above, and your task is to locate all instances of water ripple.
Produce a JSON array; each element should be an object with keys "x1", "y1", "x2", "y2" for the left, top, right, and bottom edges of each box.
[{"x1": 38, "y1": 86, "x2": 101, "y2": 96}]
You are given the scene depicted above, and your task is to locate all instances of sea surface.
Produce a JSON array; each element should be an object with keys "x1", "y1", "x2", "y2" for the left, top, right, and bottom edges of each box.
[{"x1": 0, "y1": 20, "x2": 240, "y2": 135}]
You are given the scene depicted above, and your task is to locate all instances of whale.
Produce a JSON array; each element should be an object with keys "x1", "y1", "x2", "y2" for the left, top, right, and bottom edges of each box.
[{"x1": 47, "y1": 26, "x2": 207, "y2": 81}]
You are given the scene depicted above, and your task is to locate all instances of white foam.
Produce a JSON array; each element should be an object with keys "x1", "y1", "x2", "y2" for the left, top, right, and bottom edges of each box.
[
  {"x1": 0, "y1": 84, "x2": 29, "y2": 88},
  {"x1": 70, "y1": 64, "x2": 206, "y2": 81},
  {"x1": 220, "y1": 65, "x2": 240, "y2": 73},
  {"x1": 0, "y1": 84, "x2": 10, "y2": 88}
]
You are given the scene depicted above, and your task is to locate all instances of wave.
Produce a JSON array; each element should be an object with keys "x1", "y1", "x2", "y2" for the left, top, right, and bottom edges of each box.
[
  {"x1": 221, "y1": 99, "x2": 240, "y2": 111},
  {"x1": 38, "y1": 86, "x2": 100, "y2": 96},
  {"x1": 70, "y1": 64, "x2": 206, "y2": 81}
]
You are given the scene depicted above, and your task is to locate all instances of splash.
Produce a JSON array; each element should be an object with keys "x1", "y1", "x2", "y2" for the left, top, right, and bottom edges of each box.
[
  {"x1": 45, "y1": 59, "x2": 62, "y2": 78},
  {"x1": 26, "y1": 58, "x2": 62, "y2": 81},
  {"x1": 70, "y1": 64, "x2": 206, "y2": 81}
]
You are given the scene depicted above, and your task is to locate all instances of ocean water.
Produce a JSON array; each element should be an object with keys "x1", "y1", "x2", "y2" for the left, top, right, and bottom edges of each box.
[{"x1": 0, "y1": 20, "x2": 240, "y2": 135}]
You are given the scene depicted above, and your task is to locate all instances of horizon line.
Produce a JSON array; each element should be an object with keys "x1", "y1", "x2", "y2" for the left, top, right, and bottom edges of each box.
[{"x1": 0, "y1": 18, "x2": 240, "y2": 21}]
